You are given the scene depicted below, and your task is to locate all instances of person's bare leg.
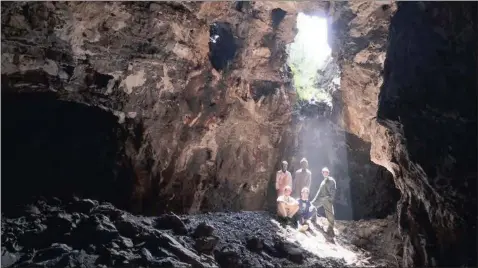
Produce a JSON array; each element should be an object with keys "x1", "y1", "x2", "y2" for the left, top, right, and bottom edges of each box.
[
  {"x1": 277, "y1": 202, "x2": 287, "y2": 217},
  {"x1": 287, "y1": 204, "x2": 299, "y2": 218}
]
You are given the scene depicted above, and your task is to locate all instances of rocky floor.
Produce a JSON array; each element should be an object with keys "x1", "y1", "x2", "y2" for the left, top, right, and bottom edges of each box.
[{"x1": 1, "y1": 198, "x2": 401, "y2": 268}]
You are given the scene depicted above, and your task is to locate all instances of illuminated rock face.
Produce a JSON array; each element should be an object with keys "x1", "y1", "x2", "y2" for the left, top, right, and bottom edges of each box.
[{"x1": 1, "y1": 1, "x2": 328, "y2": 214}]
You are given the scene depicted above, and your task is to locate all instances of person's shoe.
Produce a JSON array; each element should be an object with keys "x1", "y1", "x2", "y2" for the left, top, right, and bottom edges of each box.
[
  {"x1": 326, "y1": 227, "x2": 335, "y2": 236},
  {"x1": 277, "y1": 216, "x2": 287, "y2": 227},
  {"x1": 289, "y1": 218, "x2": 298, "y2": 228},
  {"x1": 298, "y1": 224, "x2": 309, "y2": 232}
]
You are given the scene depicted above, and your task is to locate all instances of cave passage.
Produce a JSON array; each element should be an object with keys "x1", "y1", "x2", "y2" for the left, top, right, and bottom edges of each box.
[{"x1": 1, "y1": 92, "x2": 135, "y2": 214}]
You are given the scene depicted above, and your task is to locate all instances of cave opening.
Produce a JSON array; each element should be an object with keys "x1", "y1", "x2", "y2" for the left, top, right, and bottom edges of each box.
[
  {"x1": 287, "y1": 13, "x2": 336, "y2": 106},
  {"x1": 208, "y1": 22, "x2": 237, "y2": 71},
  {"x1": 286, "y1": 13, "x2": 399, "y2": 221},
  {"x1": 271, "y1": 8, "x2": 287, "y2": 30},
  {"x1": 1, "y1": 92, "x2": 136, "y2": 215}
]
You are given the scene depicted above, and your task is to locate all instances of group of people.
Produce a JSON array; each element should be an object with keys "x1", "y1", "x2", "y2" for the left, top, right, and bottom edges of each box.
[{"x1": 275, "y1": 158, "x2": 337, "y2": 236}]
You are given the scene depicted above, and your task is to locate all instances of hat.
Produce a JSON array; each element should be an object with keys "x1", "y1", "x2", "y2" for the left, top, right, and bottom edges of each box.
[
  {"x1": 300, "y1": 158, "x2": 308, "y2": 164},
  {"x1": 322, "y1": 167, "x2": 330, "y2": 172}
]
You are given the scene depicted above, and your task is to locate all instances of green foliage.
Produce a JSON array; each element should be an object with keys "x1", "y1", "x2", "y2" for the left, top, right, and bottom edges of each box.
[{"x1": 287, "y1": 38, "x2": 332, "y2": 105}]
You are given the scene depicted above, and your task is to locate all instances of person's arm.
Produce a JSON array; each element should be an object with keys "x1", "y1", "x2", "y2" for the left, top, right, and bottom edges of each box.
[
  {"x1": 329, "y1": 178, "x2": 337, "y2": 200},
  {"x1": 311, "y1": 184, "x2": 322, "y2": 204},
  {"x1": 287, "y1": 172, "x2": 293, "y2": 188},
  {"x1": 275, "y1": 172, "x2": 281, "y2": 190}
]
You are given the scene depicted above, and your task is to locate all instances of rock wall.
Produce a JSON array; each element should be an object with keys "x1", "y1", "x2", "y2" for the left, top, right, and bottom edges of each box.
[
  {"x1": 328, "y1": 1, "x2": 395, "y2": 142},
  {"x1": 1, "y1": 1, "x2": 328, "y2": 215},
  {"x1": 371, "y1": 2, "x2": 477, "y2": 267},
  {"x1": 1, "y1": 1, "x2": 401, "y2": 220}
]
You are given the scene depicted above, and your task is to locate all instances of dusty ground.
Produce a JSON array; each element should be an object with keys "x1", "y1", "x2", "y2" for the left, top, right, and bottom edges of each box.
[{"x1": 186, "y1": 211, "x2": 401, "y2": 268}]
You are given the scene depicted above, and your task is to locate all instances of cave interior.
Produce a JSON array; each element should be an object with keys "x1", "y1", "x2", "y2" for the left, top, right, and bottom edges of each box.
[{"x1": 1, "y1": 1, "x2": 477, "y2": 267}]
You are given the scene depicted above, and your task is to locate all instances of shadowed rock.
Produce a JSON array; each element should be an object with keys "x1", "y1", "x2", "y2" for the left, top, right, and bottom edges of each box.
[
  {"x1": 1, "y1": 198, "x2": 397, "y2": 268},
  {"x1": 154, "y1": 213, "x2": 188, "y2": 235}
]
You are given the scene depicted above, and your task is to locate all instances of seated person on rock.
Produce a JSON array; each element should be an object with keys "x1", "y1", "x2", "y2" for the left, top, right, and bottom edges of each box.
[
  {"x1": 277, "y1": 185, "x2": 299, "y2": 226},
  {"x1": 297, "y1": 187, "x2": 317, "y2": 232}
]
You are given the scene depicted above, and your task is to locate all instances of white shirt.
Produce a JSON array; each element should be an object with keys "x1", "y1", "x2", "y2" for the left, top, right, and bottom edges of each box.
[{"x1": 277, "y1": 195, "x2": 298, "y2": 205}]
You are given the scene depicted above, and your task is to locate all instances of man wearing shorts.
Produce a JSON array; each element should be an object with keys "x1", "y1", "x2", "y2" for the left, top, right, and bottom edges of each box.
[{"x1": 277, "y1": 185, "x2": 299, "y2": 227}]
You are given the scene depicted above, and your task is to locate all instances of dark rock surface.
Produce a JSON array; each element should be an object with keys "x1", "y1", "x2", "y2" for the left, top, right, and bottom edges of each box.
[
  {"x1": 372, "y1": 2, "x2": 477, "y2": 267},
  {"x1": 1, "y1": 1, "x2": 305, "y2": 215},
  {"x1": 1, "y1": 198, "x2": 398, "y2": 268},
  {"x1": 0, "y1": 1, "x2": 396, "y2": 221}
]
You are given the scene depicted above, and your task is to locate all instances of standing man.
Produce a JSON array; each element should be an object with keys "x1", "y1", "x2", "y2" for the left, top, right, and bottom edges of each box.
[
  {"x1": 275, "y1": 160, "x2": 292, "y2": 196},
  {"x1": 293, "y1": 158, "x2": 312, "y2": 198},
  {"x1": 311, "y1": 167, "x2": 336, "y2": 235}
]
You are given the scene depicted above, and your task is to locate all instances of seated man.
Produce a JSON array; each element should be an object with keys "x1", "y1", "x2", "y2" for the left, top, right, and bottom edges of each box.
[
  {"x1": 297, "y1": 187, "x2": 317, "y2": 232},
  {"x1": 277, "y1": 185, "x2": 299, "y2": 226}
]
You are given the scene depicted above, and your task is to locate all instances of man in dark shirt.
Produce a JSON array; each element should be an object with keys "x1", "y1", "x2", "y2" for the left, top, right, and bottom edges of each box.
[{"x1": 297, "y1": 187, "x2": 317, "y2": 232}]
